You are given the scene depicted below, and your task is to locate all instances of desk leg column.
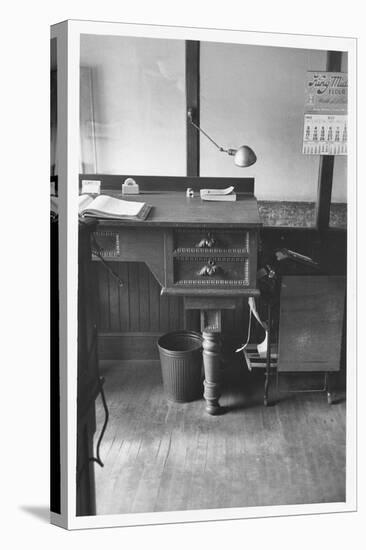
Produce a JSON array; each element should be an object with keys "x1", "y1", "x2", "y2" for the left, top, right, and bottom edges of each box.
[
  {"x1": 201, "y1": 309, "x2": 222, "y2": 415},
  {"x1": 202, "y1": 331, "x2": 222, "y2": 415}
]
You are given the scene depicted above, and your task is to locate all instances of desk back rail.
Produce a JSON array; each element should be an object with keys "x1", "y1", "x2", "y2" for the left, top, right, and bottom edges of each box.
[{"x1": 79, "y1": 174, "x2": 255, "y2": 194}]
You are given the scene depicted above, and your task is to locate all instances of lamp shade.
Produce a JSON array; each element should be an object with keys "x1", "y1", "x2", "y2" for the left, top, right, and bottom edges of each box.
[{"x1": 234, "y1": 145, "x2": 257, "y2": 167}]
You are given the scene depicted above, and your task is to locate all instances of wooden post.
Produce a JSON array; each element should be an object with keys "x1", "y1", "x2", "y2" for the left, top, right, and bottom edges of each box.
[
  {"x1": 186, "y1": 41, "x2": 200, "y2": 177},
  {"x1": 315, "y1": 51, "x2": 343, "y2": 231}
]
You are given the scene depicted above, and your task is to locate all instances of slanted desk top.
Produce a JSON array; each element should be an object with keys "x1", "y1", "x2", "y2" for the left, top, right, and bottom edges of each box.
[{"x1": 96, "y1": 191, "x2": 261, "y2": 228}]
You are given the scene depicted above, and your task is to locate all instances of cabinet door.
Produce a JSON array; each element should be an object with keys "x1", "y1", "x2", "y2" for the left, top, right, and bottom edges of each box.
[{"x1": 278, "y1": 276, "x2": 345, "y2": 372}]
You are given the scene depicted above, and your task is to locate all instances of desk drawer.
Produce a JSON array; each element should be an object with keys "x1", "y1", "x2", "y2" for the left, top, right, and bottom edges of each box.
[
  {"x1": 174, "y1": 256, "x2": 250, "y2": 287},
  {"x1": 174, "y1": 228, "x2": 250, "y2": 254}
]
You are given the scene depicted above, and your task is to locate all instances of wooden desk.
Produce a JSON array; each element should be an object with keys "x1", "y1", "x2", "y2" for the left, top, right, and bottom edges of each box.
[{"x1": 91, "y1": 184, "x2": 261, "y2": 414}]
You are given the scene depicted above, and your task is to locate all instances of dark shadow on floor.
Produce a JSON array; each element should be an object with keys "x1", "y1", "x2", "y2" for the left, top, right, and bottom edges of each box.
[
  {"x1": 20, "y1": 505, "x2": 50, "y2": 523},
  {"x1": 329, "y1": 395, "x2": 346, "y2": 405}
]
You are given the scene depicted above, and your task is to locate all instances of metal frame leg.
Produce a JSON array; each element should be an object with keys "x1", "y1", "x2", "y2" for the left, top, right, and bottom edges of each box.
[{"x1": 264, "y1": 303, "x2": 271, "y2": 406}]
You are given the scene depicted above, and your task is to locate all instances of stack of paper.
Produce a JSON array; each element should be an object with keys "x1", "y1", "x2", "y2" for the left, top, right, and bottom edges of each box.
[{"x1": 78, "y1": 194, "x2": 151, "y2": 221}]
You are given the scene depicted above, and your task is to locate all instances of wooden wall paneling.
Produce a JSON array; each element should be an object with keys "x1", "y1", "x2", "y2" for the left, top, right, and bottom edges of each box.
[
  {"x1": 118, "y1": 263, "x2": 130, "y2": 331},
  {"x1": 88, "y1": 261, "x2": 97, "y2": 334},
  {"x1": 96, "y1": 261, "x2": 110, "y2": 331},
  {"x1": 98, "y1": 333, "x2": 160, "y2": 361},
  {"x1": 179, "y1": 297, "x2": 185, "y2": 329},
  {"x1": 259, "y1": 227, "x2": 347, "y2": 276},
  {"x1": 185, "y1": 310, "x2": 200, "y2": 332},
  {"x1": 128, "y1": 263, "x2": 141, "y2": 332},
  {"x1": 260, "y1": 227, "x2": 322, "y2": 270},
  {"x1": 148, "y1": 269, "x2": 161, "y2": 330},
  {"x1": 220, "y1": 300, "x2": 247, "y2": 348},
  {"x1": 138, "y1": 263, "x2": 151, "y2": 332},
  {"x1": 159, "y1": 293, "x2": 171, "y2": 333},
  {"x1": 108, "y1": 269, "x2": 120, "y2": 331},
  {"x1": 168, "y1": 295, "x2": 181, "y2": 330},
  {"x1": 319, "y1": 229, "x2": 347, "y2": 275},
  {"x1": 234, "y1": 298, "x2": 246, "y2": 338},
  {"x1": 91, "y1": 263, "x2": 100, "y2": 332},
  {"x1": 222, "y1": 309, "x2": 235, "y2": 334},
  {"x1": 78, "y1": 255, "x2": 87, "y2": 365}
]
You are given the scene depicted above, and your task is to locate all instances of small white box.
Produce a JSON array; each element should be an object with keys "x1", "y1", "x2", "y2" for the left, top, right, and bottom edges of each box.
[{"x1": 81, "y1": 179, "x2": 101, "y2": 194}]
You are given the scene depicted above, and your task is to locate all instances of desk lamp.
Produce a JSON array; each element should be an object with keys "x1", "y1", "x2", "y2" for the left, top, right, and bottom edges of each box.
[{"x1": 187, "y1": 108, "x2": 257, "y2": 167}]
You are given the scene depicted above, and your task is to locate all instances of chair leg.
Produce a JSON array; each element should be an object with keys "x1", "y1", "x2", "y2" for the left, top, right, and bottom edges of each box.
[
  {"x1": 325, "y1": 373, "x2": 333, "y2": 405},
  {"x1": 264, "y1": 303, "x2": 271, "y2": 406},
  {"x1": 264, "y1": 372, "x2": 269, "y2": 406}
]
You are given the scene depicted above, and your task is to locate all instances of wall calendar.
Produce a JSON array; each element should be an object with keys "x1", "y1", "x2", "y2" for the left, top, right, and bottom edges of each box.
[{"x1": 302, "y1": 71, "x2": 347, "y2": 155}]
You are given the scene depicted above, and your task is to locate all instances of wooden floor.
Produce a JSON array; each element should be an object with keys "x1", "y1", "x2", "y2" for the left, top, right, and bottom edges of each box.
[{"x1": 94, "y1": 358, "x2": 346, "y2": 516}]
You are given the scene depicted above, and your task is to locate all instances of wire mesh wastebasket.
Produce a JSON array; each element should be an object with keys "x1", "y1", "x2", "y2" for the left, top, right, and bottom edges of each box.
[{"x1": 157, "y1": 331, "x2": 203, "y2": 403}]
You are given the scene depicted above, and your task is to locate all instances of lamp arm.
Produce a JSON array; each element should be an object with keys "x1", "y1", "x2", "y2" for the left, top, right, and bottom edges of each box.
[
  {"x1": 187, "y1": 109, "x2": 233, "y2": 154},
  {"x1": 187, "y1": 108, "x2": 257, "y2": 167}
]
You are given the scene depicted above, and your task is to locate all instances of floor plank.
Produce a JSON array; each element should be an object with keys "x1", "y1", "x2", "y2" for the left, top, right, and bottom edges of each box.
[{"x1": 94, "y1": 358, "x2": 346, "y2": 515}]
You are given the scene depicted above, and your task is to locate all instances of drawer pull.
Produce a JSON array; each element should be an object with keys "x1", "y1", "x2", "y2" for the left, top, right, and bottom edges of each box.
[
  {"x1": 198, "y1": 259, "x2": 224, "y2": 277},
  {"x1": 196, "y1": 233, "x2": 216, "y2": 248}
]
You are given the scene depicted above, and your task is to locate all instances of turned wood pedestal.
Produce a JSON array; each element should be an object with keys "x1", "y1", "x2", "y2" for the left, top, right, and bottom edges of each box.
[
  {"x1": 202, "y1": 330, "x2": 222, "y2": 415},
  {"x1": 184, "y1": 302, "x2": 232, "y2": 415}
]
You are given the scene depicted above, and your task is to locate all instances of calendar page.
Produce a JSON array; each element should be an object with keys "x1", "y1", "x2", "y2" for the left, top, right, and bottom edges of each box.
[{"x1": 302, "y1": 113, "x2": 347, "y2": 155}]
